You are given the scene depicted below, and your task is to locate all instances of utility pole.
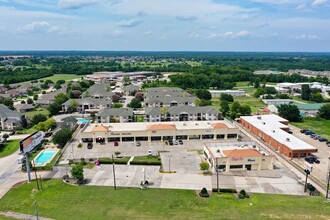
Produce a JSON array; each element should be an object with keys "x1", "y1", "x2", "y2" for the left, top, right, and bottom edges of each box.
[
  {"x1": 304, "y1": 169, "x2": 310, "y2": 193},
  {"x1": 112, "y1": 155, "x2": 117, "y2": 190},
  {"x1": 39, "y1": 175, "x2": 43, "y2": 190},
  {"x1": 34, "y1": 201, "x2": 39, "y2": 220},
  {"x1": 326, "y1": 157, "x2": 330, "y2": 199},
  {"x1": 216, "y1": 158, "x2": 219, "y2": 193},
  {"x1": 25, "y1": 153, "x2": 31, "y2": 183}
]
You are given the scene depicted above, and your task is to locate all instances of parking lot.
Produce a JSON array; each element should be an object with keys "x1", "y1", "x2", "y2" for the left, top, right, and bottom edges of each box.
[
  {"x1": 57, "y1": 130, "x2": 306, "y2": 194},
  {"x1": 289, "y1": 124, "x2": 330, "y2": 183}
]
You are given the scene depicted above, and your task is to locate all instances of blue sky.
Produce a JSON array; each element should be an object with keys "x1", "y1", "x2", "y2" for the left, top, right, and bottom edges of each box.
[{"x1": 0, "y1": 0, "x2": 329, "y2": 51}]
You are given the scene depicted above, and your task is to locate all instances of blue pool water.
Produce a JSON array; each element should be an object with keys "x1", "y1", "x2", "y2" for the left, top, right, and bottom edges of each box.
[
  {"x1": 77, "y1": 118, "x2": 89, "y2": 124},
  {"x1": 35, "y1": 150, "x2": 56, "y2": 164}
]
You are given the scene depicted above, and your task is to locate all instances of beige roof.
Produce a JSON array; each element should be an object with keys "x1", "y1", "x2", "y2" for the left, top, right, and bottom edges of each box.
[
  {"x1": 147, "y1": 124, "x2": 176, "y2": 130},
  {"x1": 92, "y1": 125, "x2": 109, "y2": 132},
  {"x1": 222, "y1": 149, "x2": 262, "y2": 157}
]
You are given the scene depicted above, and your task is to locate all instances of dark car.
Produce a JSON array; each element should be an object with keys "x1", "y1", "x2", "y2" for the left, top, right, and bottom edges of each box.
[
  {"x1": 178, "y1": 140, "x2": 183, "y2": 145},
  {"x1": 305, "y1": 157, "x2": 314, "y2": 164},
  {"x1": 41, "y1": 139, "x2": 49, "y2": 143},
  {"x1": 8, "y1": 130, "x2": 15, "y2": 135},
  {"x1": 136, "y1": 141, "x2": 141, "y2": 147},
  {"x1": 114, "y1": 141, "x2": 119, "y2": 146},
  {"x1": 310, "y1": 134, "x2": 317, "y2": 138},
  {"x1": 318, "y1": 137, "x2": 328, "y2": 142},
  {"x1": 300, "y1": 129, "x2": 307, "y2": 133},
  {"x1": 288, "y1": 130, "x2": 293, "y2": 134},
  {"x1": 304, "y1": 130, "x2": 314, "y2": 135},
  {"x1": 313, "y1": 135, "x2": 321, "y2": 140},
  {"x1": 87, "y1": 142, "x2": 93, "y2": 149},
  {"x1": 169, "y1": 140, "x2": 174, "y2": 146},
  {"x1": 306, "y1": 155, "x2": 320, "y2": 164},
  {"x1": 44, "y1": 132, "x2": 53, "y2": 137},
  {"x1": 326, "y1": 141, "x2": 330, "y2": 147}
]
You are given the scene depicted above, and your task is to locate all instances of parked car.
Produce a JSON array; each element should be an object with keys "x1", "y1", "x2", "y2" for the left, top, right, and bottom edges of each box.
[
  {"x1": 300, "y1": 129, "x2": 307, "y2": 133},
  {"x1": 310, "y1": 134, "x2": 317, "y2": 138},
  {"x1": 87, "y1": 142, "x2": 93, "y2": 149},
  {"x1": 136, "y1": 141, "x2": 141, "y2": 147},
  {"x1": 169, "y1": 140, "x2": 173, "y2": 146},
  {"x1": 148, "y1": 150, "x2": 152, "y2": 156},
  {"x1": 8, "y1": 130, "x2": 15, "y2": 135},
  {"x1": 18, "y1": 155, "x2": 26, "y2": 164},
  {"x1": 326, "y1": 141, "x2": 330, "y2": 147},
  {"x1": 318, "y1": 137, "x2": 328, "y2": 142},
  {"x1": 174, "y1": 140, "x2": 179, "y2": 145},
  {"x1": 304, "y1": 130, "x2": 314, "y2": 135},
  {"x1": 306, "y1": 155, "x2": 320, "y2": 164},
  {"x1": 288, "y1": 130, "x2": 293, "y2": 134},
  {"x1": 41, "y1": 139, "x2": 49, "y2": 143},
  {"x1": 313, "y1": 135, "x2": 321, "y2": 140},
  {"x1": 114, "y1": 141, "x2": 119, "y2": 146},
  {"x1": 44, "y1": 132, "x2": 52, "y2": 137},
  {"x1": 305, "y1": 157, "x2": 314, "y2": 164},
  {"x1": 178, "y1": 140, "x2": 183, "y2": 145}
]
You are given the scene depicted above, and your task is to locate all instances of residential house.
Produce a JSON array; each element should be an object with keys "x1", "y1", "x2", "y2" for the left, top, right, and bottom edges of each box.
[
  {"x1": 144, "y1": 96, "x2": 196, "y2": 108},
  {"x1": 123, "y1": 84, "x2": 139, "y2": 96},
  {"x1": 14, "y1": 104, "x2": 35, "y2": 113},
  {"x1": 0, "y1": 104, "x2": 25, "y2": 130},
  {"x1": 97, "y1": 108, "x2": 134, "y2": 123},
  {"x1": 6, "y1": 89, "x2": 22, "y2": 98},
  {"x1": 58, "y1": 116, "x2": 78, "y2": 130},
  {"x1": 35, "y1": 85, "x2": 67, "y2": 107},
  {"x1": 83, "y1": 83, "x2": 114, "y2": 99},
  {"x1": 62, "y1": 98, "x2": 112, "y2": 113},
  {"x1": 145, "y1": 106, "x2": 222, "y2": 122},
  {"x1": 17, "y1": 84, "x2": 33, "y2": 95}
]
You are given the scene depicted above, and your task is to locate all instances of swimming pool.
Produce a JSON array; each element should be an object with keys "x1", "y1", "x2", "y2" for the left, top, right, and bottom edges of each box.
[
  {"x1": 35, "y1": 150, "x2": 57, "y2": 165},
  {"x1": 77, "y1": 118, "x2": 90, "y2": 124}
]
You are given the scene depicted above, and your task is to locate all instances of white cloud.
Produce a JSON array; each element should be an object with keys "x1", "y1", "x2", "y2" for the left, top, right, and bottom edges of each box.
[
  {"x1": 58, "y1": 0, "x2": 97, "y2": 9},
  {"x1": 206, "y1": 31, "x2": 251, "y2": 39},
  {"x1": 16, "y1": 21, "x2": 67, "y2": 34},
  {"x1": 250, "y1": 0, "x2": 299, "y2": 4},
  {"x1": 311, "y1": 0, "x2": 327, "y2": 7},
  {"x1": 116, "y1": 18, "x2": 142, "y2": 27},
  {"x1": 295, "y1": 34, "x2": 322, "y2": 40},
  {"x1": 143, "y1": 30, "x2": 152, "y2": 36},
  {"x1": 175, "y1": 15, "x2": 198, "y2": 22},
  {"x1": 296, "y1": 4, "x2": 306, "y2": 10}
]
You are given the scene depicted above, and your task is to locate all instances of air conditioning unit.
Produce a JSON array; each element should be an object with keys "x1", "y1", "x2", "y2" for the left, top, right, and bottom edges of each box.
[{"x1": 257, "y1": 116, "x2": 262, "y2": 120}]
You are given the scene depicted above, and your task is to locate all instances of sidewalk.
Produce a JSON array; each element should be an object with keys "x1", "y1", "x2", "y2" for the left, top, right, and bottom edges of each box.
[{"x1": 0, "y1": 211, "x2": 54, "y2": 220}]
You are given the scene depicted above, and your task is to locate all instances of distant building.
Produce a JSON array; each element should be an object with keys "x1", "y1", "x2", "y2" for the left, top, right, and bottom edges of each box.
[
  {"x1": 268, "y1": 103, "x2": 323, "y2": 116},
  {"x1": 240, "y1": 115, "x2": 317, "y2": 158},
  {"x1": 85, "y1": 71, "x2": 157, "y2": 82},
  {"x1": 14, "y1": 104, "x2": 35, "y2": 113},
  {"x1": 122, "y1": 84, "x2": 140, "y2": 96},
  {"x1": 203, "y1": 142, "x2": 274, "y2": 173},
  {"x1": 262, "y1": 99, "x2": 293, "y2": 105},
  {"x1": 145, "y1": 106, "x2": 222, "y2": 122},
  {"x1": 254, "y1": 70, "x2": 283, "y2": 75},
  {"x1": 209, "y1": 89, "x2": 245, "y2": 98},
  {"x1": 62, "y1": 98, "x2": 112, "y2": 113},
  {"x1": 0, "y1": 104, "x2": 25, "y2": 130},
  {"x1": 83, "y1": 83, "x2": 114, "y2": 99},
  {"x1": 97, "y1": 108, "x2": 134, "y2": 123}
]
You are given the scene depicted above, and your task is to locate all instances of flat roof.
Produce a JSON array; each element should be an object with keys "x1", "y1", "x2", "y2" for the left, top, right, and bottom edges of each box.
[
  {"x1": 84, "y1": 120, "x2": 237, "y2": 133},
  {"x1": 240, "y1": 115, "x2": 315, "y2": 151},
  {"x1": 204, "y1": 142, "x2": 270, "y2": 158}
]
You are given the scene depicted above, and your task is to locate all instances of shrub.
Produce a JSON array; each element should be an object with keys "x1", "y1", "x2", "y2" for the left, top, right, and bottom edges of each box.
[
  {"x1": 199, "y1": 187, "x2": 210, "y2": 198},
  {"x1": 68, "y1": 160, "x2": 74, "y2": 165},
  {"x1": 77, "y1": 143, "x2": 83, "y2": 148},
  {"x1": 238, "y1": 189, "x2": 249, "y2": 199},
  {"x1": 80, "y1": 158, "x2": 87, "y2": 166},
  {"x1": 212, "y1": 188, "x2": 237, "y2": 193}
]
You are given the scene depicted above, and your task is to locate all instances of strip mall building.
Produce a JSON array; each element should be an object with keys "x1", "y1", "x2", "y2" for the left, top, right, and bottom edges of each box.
[
  {"x1": 203, "y1": 142, "x2": 274, "y2": 173},
  {"x1": 240, "y1": 115, "x2": 317, "y2": 158},
  {"x1": 80, "y1": 121, "x2": 239, "y2": 143}
]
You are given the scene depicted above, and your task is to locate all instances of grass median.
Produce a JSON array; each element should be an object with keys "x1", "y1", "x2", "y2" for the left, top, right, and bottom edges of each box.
[
  {"x1": 0, "y1": 139, "x2": 21, "y2": 158},
  {"x1": 0, "y1": 179, "x2": 330, "y2": 220}
]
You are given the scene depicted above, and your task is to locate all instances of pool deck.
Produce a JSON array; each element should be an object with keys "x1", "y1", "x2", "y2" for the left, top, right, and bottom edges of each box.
[{"x1": 33, "y1": 146, "x2": 60, "y2": 167}]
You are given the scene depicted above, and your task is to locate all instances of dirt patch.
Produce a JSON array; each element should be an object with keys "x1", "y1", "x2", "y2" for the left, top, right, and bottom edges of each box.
[{"x1": 11, "y1": 180, "x2": 27, "y2": 188}]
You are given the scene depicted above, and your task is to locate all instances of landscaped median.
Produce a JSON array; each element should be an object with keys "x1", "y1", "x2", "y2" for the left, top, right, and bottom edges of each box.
[
  {"x1": 98, "y1": 155, "x2": 161, "y2": 165},
  {"x1": 0, "y1": 179, "x2": 330, "y2": 220}
]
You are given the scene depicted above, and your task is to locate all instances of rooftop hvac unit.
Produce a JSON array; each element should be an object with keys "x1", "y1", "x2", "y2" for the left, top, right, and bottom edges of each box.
[
  {"x1": 257, "y1": 116, "x2": 262, "y2": 120},
  {"x1": 286, "y1": 138, "x2": 290, "y2": 142},
  {"x1": 252, "y1": 145, "x2": 256, "y2": 148},
  {"x1": 195, "y1": 123, "x2": 199, "y2": 125},
  {"x1": 183, "y1": 123, "x2": 187, "y2": 126},
  {"x1": 272, "y1": 130, "x2": 275, "y2": 133},
  {"x1": 217, "y1": 149, "x2": 220, "y2": 153}
]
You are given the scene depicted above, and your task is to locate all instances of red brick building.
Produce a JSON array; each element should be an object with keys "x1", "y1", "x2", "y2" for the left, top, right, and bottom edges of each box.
[{"x1": 240, "y1": 115, "x2": 317, "y2": 159}]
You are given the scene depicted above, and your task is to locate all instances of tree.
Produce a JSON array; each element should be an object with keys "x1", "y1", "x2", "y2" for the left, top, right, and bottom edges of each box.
[
  {"x1": 71, "y1": 164, "x2": 84, "y2": 182},
  {"x1": 27, "y1": 89, "x2": 34, "y2": 96},
  {"x1": 318, "y1": 104, "x2": 330, "y2": 120},
  {"x1": 2, "y1": 133, "x2": 9, "y2": 141},
  {"x1": 54, "y1": 93, "x2": 68, "y2": 105},
  {"x1": 35, "y1": 118, "x2": 56, "y2": 132},
  {"x1": 160, "y1": 106, "x2": 168, "y2": 121},
  {"x1": 2, "y1": 98, "x2": 14, "y2": 109},
  {"x1": 33, "y1": 94, "x2": 38, "y2": 101},
  {"x1": 278, "y1": 104, "x2": 302, "y2": 122},
  {"x1": 220, "y1": 100, "x2": 230, "y2": 117},
  {"x1": 31, "y1": 114, "x2": 47, "y2": 125},
  {"x1": 220, "y1": 93, "x2": 234, "y2": 102},
  {"x1": 196, "y1": 89, "x2": 212, "y2": 100},
  {"x1": 198, "y1": 99, "x2": 212, "y2": 106},
  {"x1": 114, "y1": 151, "x2": 121, "y2": 157},
  {"x1": 240, "y1": 104, "x2": 252, "y2": 116},
  {"x1": 301, "y1": 84, "x2": 311, "y2": 101},
  {"x1": 311, "y1": 92, "x2": 324, "y2": 103},
  {"x1": 70, "y1": 90, "x2": 82, "y2": 99},
  {"x1": 20, "y1": 100, "x2": 26, "y2": 104},
  {"x1": 254, "y1": 78, "x2": 260, "y2": 88},
  {"x1": 113, "y1": 103, "x2": 123, "y2": 108},
  {"x1": 67, "y1": 100, "x2": 78, "y2": 113},
  {"x1": 128, "y1": 98, "x2": 142, "y2": 109},
  {"x1": 111, "y1": 94, "x2": 121, "y2": 103},
  {"x1": 48, "y1": 103, "x2": 62, "y2": 116},
  {"x1": 52, "y1": 128, "x2": 73, "y2": 148},
  {"x1": 26, "y1": 98, "x2": 33, "y2": 105},
  {"x1": 135, "y1": 92, "x2": 144, "y2": 102},
  {"x1": 200, "y1": 162, "x2": 210, "y2": 172}
]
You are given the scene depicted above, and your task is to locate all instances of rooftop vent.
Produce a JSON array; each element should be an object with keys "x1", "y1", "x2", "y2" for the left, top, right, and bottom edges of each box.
[
  {"x1": 257, "y1": 116, "x2": 262, "y2": 120},
  {"x1": 183, "y1": 123, "x2": 187, "y2": 126},
  {"x1": 263, "y1": 122, "x2": 266, "y2": 125},
  {"x1": 217, "y1": 149, "x2": 220, "y2": 153},
  {"x1": 195, "y1": 123, "x2": 199, "y2": 125},
  {"x1": 252, "y1": 145, "x2": 256, "y2": 148},
  {"x1": 272, "y1": 130, "x2": 275, "y2": 133},
  {"x1": 286, "y1": 138, "x2": 290, "y2": 142}
]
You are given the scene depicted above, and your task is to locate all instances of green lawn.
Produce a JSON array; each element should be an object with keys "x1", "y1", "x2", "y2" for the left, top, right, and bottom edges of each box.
[
  {"x1": 291, "y1": 118, "x2": 330, "y2": 140},
  {"x1": 233, "y1": 96, "x2": 267, "y2": 113},
  {"x1": 136, "y1": 115, "x2": 145, "y2": 122},
  {"x1": 0, "y1": 180, "x2": 330, "y2": 220},
  {"x1": 25, "y1": 108, "x2": 50, "y2": 118},
  {"x1": 0, "y1": 140, "x2": 21, "y2": 158},
  {"x1": 235, "y1": 81, "x2": 250, "y2": 87},
  {"x1": 19, "y1": 126, "x2": 38, "y2": 135},
  {"x1": 291, "y1": 96, "x2": 317, "y2": 104},
  {"x1": 41, "y1": 74, "x2": 81, "y2": 82},
  {"x1": 131, "y1": 155, "x2": 161, "y2": 165}
]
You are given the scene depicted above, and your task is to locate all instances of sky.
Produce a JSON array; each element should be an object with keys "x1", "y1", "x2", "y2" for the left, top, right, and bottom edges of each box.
[{"x1": 0, "y1": 0, "x2": 329, "y2": 52}]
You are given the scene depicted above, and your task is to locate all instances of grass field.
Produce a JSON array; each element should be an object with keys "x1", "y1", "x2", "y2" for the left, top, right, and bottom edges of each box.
[
  {"x1": 0, "y1": 179, "x2": 330, "y2": 220},
  {"x1": 235, "y1": 81, "x2": 250, "y2": 87},
  {"x1": 291, "y1": 118, "x2": 330, "y2": 140},
  {"x1": 233, "y1": 96, "x2": 267, "y2": 113},
  {"x1": 15, "y1": 74, "x2": 81, "y2": 86},
  {"x1": 0, "y1": 140, "x2": 21, "y2": 158},
  {"x1": 25, "y1": 108, "x2": 50, "y2": 118}
]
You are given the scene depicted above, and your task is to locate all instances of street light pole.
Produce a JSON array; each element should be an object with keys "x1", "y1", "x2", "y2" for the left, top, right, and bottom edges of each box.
[
  {"x1": 112, "y1": 154, "x2": 117, "y2": 190},
  {"x1": 216, "y1": 158, "x2": 219, "y2": 193},
  {"x1": 25, "y1": 153, "x2": 31, "y2": 183},
  {"x1": 34, "y1": 201, "x2": 39, "y2": 220},
  {"x1": 304, "y1": 169, "x2": 310, "y2": 193}
]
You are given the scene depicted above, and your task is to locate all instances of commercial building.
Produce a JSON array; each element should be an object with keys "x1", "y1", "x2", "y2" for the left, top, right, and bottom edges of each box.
[
  {"x1": 81, "y1": 120, "x2": 239, "y2": 143},
  {"x1": 203, "y1": 142, "x2": 274, "y2": 173},
  {"x1": 262, "y1": 99, "x2": 293, "y2": 105},
  {"x1": 85, "y1": 71, "x2": 157, "y2": 82},
  {"x1": 209, "y1": 89, "x2": 245, "y2": 98},
  {"x1": 240, "y1": 115, "x2": 317, "y2": 158},
  {"x1": 268, "y1": 103, "x2": 323, "y2": 116}
]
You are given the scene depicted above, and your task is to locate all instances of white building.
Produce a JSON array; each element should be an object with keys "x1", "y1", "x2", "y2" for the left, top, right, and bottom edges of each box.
[
  {"x1": 262, "y1": 99, "x2": 293, "y2": 105},
  {"x1": 209, "y1": 90, "x2": 245, "y2": 98}
]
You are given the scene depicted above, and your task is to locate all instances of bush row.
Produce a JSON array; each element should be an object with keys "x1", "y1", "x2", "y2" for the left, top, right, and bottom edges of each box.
[{"x1": 212, "y1": 188, "x2": 237, "y2": 193}]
